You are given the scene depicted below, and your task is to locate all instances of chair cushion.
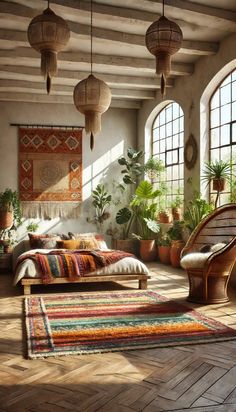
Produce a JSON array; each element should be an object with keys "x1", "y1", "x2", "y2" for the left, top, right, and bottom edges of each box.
[{"x1": 181, "y1": 252, "x2": 212, "y2": 269}]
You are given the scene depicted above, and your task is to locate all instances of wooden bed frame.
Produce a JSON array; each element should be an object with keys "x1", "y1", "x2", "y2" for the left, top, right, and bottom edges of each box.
[{"x1": 21, "y1": 273, "x2": 150, "y2": 295}]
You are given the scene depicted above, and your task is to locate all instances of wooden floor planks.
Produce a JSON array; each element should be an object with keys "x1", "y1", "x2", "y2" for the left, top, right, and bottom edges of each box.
[{"x1": 0, "y1": 262, "x2": 236, "y2": 411}]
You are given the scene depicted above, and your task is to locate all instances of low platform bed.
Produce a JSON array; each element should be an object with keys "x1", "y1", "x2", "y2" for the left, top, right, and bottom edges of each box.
[
  {"x1": 14, "y1": 240, "x2": 150, "y2": 295},
  {"x1": 21, "y1": 274, "x2": 149, "y2": 295}
]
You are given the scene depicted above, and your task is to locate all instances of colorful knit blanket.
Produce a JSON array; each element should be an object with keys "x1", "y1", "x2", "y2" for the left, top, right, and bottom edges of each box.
[{"x1": 17, "y1": 250, "x2": 134, "y2": 284}]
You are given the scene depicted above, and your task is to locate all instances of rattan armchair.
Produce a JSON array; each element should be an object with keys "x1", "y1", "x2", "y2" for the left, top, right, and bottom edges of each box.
[{"x1": 180, "y1": 204, "x2": 236, "y2": 304}]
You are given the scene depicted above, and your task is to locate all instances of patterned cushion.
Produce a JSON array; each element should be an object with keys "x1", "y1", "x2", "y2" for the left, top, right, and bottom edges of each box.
[
  {"x1": 28, "y1": 233, "x2": 63, "y2": 249},
  {"x1": 38, "y1": 237, "x2": 61, "y2": 249},
  {"x1": 68, "y1": 232, "x2": 108, "y2": 249},
  {"x1": 57, "y1": 238, "x2": 100, "y2": 250}
]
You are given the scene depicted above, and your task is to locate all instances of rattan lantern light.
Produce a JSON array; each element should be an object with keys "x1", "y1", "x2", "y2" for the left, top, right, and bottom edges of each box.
[
  {"x1": 145, "y1": 0, "x2": 183, "y2": 96},
  {"x1": 73, "y1": 0, "x2": 111, "y2": 150},
  {"x1": 27, "y1": 0, "x2": 70, "y2": 94}
]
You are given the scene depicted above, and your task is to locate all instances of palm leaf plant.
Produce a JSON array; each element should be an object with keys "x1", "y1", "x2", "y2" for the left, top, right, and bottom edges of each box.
[
  {"x1": 184, "y1": 194, "x2": 214, "y2": 232},
  {"x1": 202, "y1": 160, "x2": 232, "y2": 207},
  {"x1": 130, "y1": 180, "x2": 161, "y2": 240}
]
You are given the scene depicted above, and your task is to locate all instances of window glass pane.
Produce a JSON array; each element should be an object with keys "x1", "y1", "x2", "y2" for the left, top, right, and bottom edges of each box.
[
  {"x1": 232, "y1": 101, "x2": 236, "y2": 121},
  {"x1": 172, "y1": 149, "x2": 178, "y2": 164},
  {"x1": 220, "y1": 124, "x2": 230, "y2": 146},
  {"x1": 160, "y1": 139, "x2": 165, "y2": 153},
  {"x1": 211, "y1": 148, "x2": 219, "y2": 161},
  {"x1": 172, "y1": 103, "x2": 179, "y2": 119},
  {"x1": 166, "y1": 151, "x2": 172, "y2": 165},
  {"x1": 160, "y1": 125, "x2": 165, "y2": 139},
  {"x1": 159, "y1": 110, "x2": 165, "y2": 125},
  {"x1": 232, "y1": 71, "x2": 236, "y2": 82},
  {"x1": 179, "y1": 132, "x2": 184, "y2": 147},
  {"x1": 166, "y1": 106, "x2": 172, "y2": 122},
  {"x1": 172, "y1": 134, "x2": 179, "y2": 149},
  {"x1": 220, "y1": 84, "x2": 231, "y2": 105},
  {"x1": 166, "y1": 137, "x2": 172, "y2": 150},
  {"x1": 221, "y1": 104, "x2": 231, "y2": 124},
  {"x1": 211, "y1": 128, "x2": 219, "y2": 148},
  {"x1": 232, "y1": 81, "x2": 236, "y2": 102},
  {"x1": 153, "y1": 128, "x2": 159, "y2": 141},
  {"x1": 221, "y1": 146, "x2": 231, "y2": 160},
  {"x1": 153, "y1": 117, "x2": 160, "y2": 128},
  {"x1": 179, "y1": 116, "x2": 184, "y2": 132},
  {"x1": 232, "y1": 122, "x2": 236, "y2": 143},
  {"x1": 173, "y1": 119, "x2": 179, "y2": 134},
  {"x1": 179, "y1": 148, "x2": 184, "y2": 163},
  {"x1": 166, "y1": 122, "x2": 172, "y2": 137},
  {"x1": 211, "y1": 108, "x2": 220, "y2": 128},
  {"x1": 153, "y1": 141, "x2": 159, "y2": 155},
  {"x1": 211, "y1": 89, "x2": 220, "y2": 109}
]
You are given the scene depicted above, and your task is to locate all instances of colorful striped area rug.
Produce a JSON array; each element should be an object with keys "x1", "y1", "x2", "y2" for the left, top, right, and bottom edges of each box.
[{"x1": 24, "y1": 290, "x2": 236, "y2": 359}]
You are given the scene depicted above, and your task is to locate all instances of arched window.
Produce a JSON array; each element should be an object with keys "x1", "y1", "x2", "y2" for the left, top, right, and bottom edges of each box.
[
  {"x1": 152, "y1": 102, "x2": 184, "y2": 206},
  {"x1": 209, "y1": 69, "x2": 236, "y2": 205}
]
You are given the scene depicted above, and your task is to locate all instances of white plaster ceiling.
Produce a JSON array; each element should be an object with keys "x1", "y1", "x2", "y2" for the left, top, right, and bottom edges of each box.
[{"x1": 0, "y1": 0, "x2": 235, "y2": 108}]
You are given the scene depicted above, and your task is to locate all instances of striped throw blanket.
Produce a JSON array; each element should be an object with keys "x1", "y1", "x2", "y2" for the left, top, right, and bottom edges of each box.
[{"x1": 17, "y1": 250, "x2": 134, "y2": 284}]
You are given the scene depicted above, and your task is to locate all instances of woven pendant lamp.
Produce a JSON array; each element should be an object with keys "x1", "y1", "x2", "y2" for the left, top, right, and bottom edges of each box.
[
  {"x1": 73, "y1": 0, "x2": 111, "y2": 150},
  {"x1": 145, "y1": 0, "x2": 183, "y2": 96},
  {"x1": 27, "y1": 0, "x2": 70, "y2": 94}
]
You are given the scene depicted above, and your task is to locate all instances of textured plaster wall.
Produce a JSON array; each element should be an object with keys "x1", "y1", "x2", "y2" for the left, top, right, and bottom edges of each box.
[
  {"x1": 138, "y1": 33, "x2": 236, "y2": 286},
  {"x1": 138, "y1": 33, "x2": 236, "y2": 204},
  {"x1": 0, "y1": 102, "x2": 137, "y2": 243}
]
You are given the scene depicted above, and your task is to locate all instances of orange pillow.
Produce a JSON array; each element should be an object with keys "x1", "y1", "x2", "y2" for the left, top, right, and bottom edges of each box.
[{"x1": 58, "y1": 238, "x2": 99, "y2": 250}]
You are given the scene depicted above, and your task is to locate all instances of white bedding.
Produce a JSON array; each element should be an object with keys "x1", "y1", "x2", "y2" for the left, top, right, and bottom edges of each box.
[{"x1": 13, "y1": 248, "x2": 149, "y2": 285}]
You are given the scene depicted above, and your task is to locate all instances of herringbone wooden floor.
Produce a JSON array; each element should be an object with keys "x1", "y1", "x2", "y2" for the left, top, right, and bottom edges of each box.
[{"x1": 1, "y1": 263, "x2": 236, "y2": 412}]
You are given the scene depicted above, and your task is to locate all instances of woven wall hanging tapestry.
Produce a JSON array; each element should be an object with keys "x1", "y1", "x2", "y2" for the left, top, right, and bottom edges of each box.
[{"x1": 19, "y1": 127, "x2": 83, "y2": 219}]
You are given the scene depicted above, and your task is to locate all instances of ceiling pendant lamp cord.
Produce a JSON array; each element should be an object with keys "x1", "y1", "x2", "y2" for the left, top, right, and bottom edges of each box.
[
  {"x1": 162, "y1": 0, "x2": 164, "y2": 16},
  {"x1": 48, "y1": 0, "x2": 50, "y2": 8},
  {"x1": 90, "y1": 0, "x2": 93, "y2": 74}
]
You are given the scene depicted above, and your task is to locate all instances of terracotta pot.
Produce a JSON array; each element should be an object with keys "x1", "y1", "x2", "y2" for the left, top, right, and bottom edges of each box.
[
  {"x1": 170, "y1": 240, "x2": 185, "y2": 268},
  {"x1": 116, "y1": 239, "x2": 137, "y2": 255},
  {"x1": 158, "y1": 245, "x2": 171, "y2": 264},
  {"x1": 172, "y1": 207, "x2": 181, "y2": 221},
  {"x1": 139, "y1": 239, "x2": 156, "y2": 262},
  {"x1": 213, "y1": 178, "x2": 225, "y2": 192},
  {"x1": 158, "y1": 212, "x2": 171, "y2": 224},
  {"x1": 0, "y1": 210, "x2": 13, "y2": 230}
]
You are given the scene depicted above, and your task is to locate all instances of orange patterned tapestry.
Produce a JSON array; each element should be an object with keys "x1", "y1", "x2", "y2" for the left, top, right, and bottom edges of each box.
[{"x1": 19, "y1": 127, "x2": 83, "y2": 218}]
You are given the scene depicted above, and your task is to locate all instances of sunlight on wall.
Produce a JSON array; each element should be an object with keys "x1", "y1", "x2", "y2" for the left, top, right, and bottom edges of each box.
[{"x1": 82, "y1": 141, "x2": 124, "y2": 200}]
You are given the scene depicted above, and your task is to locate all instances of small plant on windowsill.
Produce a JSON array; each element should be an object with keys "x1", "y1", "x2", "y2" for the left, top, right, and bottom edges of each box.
[
  {"x1": 143, "y1": 156, "x2": 165, "y2": 180},
  {"x1": 202, "y1": 159, "x2": 232, "y2": 207},
  {"x1": 26, "y1": 221, "x2": 40, "y2": 233}
]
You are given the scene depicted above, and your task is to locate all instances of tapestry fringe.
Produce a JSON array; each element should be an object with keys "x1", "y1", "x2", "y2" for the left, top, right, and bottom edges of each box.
[{"x1": 21, "y1": 201, "x2": 81, "y2": 219}]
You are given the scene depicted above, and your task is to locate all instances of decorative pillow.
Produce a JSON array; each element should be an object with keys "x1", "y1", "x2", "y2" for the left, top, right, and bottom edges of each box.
[
  {"x1": 68, "y1": 232, "x2": 108, "y2": 250},
  {"x1": 38, "y1": 236, "x2": 61, "y2": 249},
  {"x1": 180, "y1": 252, "x2": 211, "y2": 269},
  {"x1": 57, "y1": 238, "x2": 100, "y2": 250},
  {"x1": 28, "y1": 233, "x2": 52, "y2": 249},
  {"x1": 199, "y1": 244, "x2": 211, "y2": 253},
  {"x1": 210, "y1": 242, "x2": 226, "y2": 253}
]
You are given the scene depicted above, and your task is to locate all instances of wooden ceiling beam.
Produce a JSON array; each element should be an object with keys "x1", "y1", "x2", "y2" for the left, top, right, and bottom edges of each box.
[
  {"x1": 0, "y1": 66, "x2": 174, "y2": 89},
  {"x1": 0, "y1": 28, "x2": 219, "y2": 56},
  {"x1": 0, "y1": 48, "x2": 194, "y2": 75},
  {"x1": 0, "y1": 79, "x2": 156, "y2": 99},
  {"x1": 0, "y1": 91, "x2": 141, "y2": 108}
]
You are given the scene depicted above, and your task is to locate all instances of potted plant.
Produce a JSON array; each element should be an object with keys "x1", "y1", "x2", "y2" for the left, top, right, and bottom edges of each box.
[
  {"x1": 202, "y1": 160, "x2": 232, "y2": 207},
  {"x1": 131, "y1": 180, "x2": 161, "y2": 261},
  {"x1": 26, "y1": 221, "x2": 40, "y2": 233},
  {"x1": 157, "y1": 231, "x2": 171, "y2": 264},
  {"x1": 167, "y1": 221, "x2": 185, "y2": 268},
  {"x1": 115, "y1": 207, "x2": 137, "y2": 254},
  {"x1": 184, "y1": 193, "x2": 214, "y2": 234},
  {"x1": 87, "y1": 184, "x2": 112, "y2": 231},
  {"x1": 0, "y1": 188, "x2": 22, "y2": 231},
  {"x1": 170, "y1": 190, "x2": 183, "y2": 221},
  {"x1": 143, "y1": 156, "x2": 165, "y2": 180}
]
